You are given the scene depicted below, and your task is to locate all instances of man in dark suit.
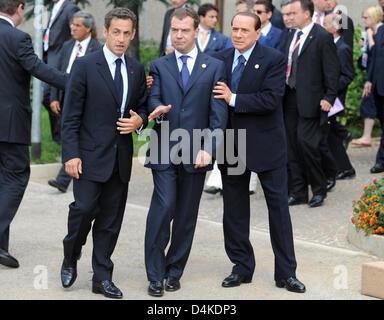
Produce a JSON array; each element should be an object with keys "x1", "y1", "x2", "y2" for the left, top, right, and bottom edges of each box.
[
  {"x1": 48, "y1": 11, "x2": 101, "y2": 193},
  {"x1": 144, "y1": 8, "x2": 227, "y2": 297},
  {"x1": 364, "y1": 25, "x2": 384, "y2": 173},
  {"x1": 60, "y1": 8, "x2": 148, "y2": 298},
  {"x1": 158, "y1": 0, "x2": 187, "y2": 56},
  {"x1": 43, "y1": 0, "x2": 79, "y2": 144},
  {"x1": 282, "y1": 0, "x2": 340, "y2": 208},
  {"x1": 254, "y1": 0, "x2": 283, "y2": 50},
  {"x1": 196, "y1": 3, "x2": 229, "y2": 55},
  {"x1": 323, "y1": 13, "x2": 356, "y2": 180},
  {"x1": 213, "y1": 11, "x2": 305, "y2": 293},
  {"x1": 0, "y1": 0, "x2": 66, "y2": 268}
]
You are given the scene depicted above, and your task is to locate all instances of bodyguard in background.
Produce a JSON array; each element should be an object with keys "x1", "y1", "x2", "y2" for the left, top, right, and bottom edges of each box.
[
  {"x1": 48, "y1": 11, "x2": 101, "y2": 193},
  {"x1": 0, "y1": 0, "x2": 66, "y2": 268}
]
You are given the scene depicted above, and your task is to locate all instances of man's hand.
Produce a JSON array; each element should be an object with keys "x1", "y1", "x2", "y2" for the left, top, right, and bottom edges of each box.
[
  {"x1": 148, "y1": 104, "x2": 172, "y2": 122},
  {"x1": 320, "y1": 99, "x2": 332, "y2": 112},
  {"x1": 213, "y1": 81, "x2": 232, "y2": 104},
  {"x1": 363, "y1": 81, "x2": 372, "y2": 98},
  {"x1": 50, "y1": 101, "x2": 61, "y2": 115},
  {"x1": 117, "y1": 110, "x2": 143, "y2": 134},
  {"x1": 65, "y1": 158, "x2": 82, "y2": 179},
  {"x1": 146, "y1": 76, "x2": 154, "y2": 89},
  {"x1": 194, "y1": 150, "x2": 212, "y2": 169}
]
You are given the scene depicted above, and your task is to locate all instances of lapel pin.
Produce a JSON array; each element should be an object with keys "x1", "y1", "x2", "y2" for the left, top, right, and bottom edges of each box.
[
  {"x1": 255, "y1": 64, "x2": 260, "y2": 69},
  {"x1": 213, "y1": 37, "x2": 216, "y2": 41},
  {"x1": 202, "y1": 64, "x2": 207, "y2": 69}
]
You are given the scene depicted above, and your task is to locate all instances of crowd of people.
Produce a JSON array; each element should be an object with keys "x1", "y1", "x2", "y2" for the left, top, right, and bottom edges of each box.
[{"x1": 0, "y1": 0, "x2": 384, "y2": 299}]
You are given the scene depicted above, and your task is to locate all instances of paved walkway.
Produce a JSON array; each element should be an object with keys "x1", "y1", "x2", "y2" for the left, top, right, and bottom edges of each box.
[{"x1": 0, "y1": 140, "x2": 383, "y2": 300}]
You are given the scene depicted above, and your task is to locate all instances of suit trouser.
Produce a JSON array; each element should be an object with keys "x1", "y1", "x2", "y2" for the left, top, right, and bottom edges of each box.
[
  {"x1": 63, "y1": 160, "x2": 128, "y2": 282},
  {"x1": 220, "y1": 165, "x2": 297, "y2": 280},
  {"x1": 284, "y1": 88, "x2": 327, "y2": 198},
  {"x1": 320, "y1": 120, "x2": 338, "y2": 179},
  {"x1": 43, "y1": 83, "x2": 62, "y2": 144},
  {"x1": 0, "y1": 142, "x2": 30, "y2": 251},
  {"x1": 145, "y1": 165, "x2": 206, "y2": 281},
  {"x1": 56, "y1": 164, "x2": 72, "y2": 188},
  {"x1": 373, "y1": 89, "x2": 384, "y2": 165}
]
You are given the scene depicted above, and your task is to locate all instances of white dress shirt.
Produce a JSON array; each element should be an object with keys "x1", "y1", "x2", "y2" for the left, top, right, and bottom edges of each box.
[
  {"x1": 103, "y1": 45, "x2": 129, "y2": 117},
  {"x1": 261, "y1": 22, "x2": 272, "y2": 37},
  {"x1": 66, "y1": 35, "x2": 92, "y2": 74},
  {"x1": 198, "y1": 24, "x2": 211, "y2": 52},
  {"x1": 289, "y1": 22, "x2": 314, "y2": 56},
  {"x1": 44, "y1": 0, "x2": 66, "y2": 51},
  {"x1": 0, "y1": 15, "x2": 15, "y2": 27},
  {"x1": 312, "y1": 11, "x2": 325, "y2": 26},
  {"x1": 174, "y1": 46, "x2": 198, "y2": 74}
]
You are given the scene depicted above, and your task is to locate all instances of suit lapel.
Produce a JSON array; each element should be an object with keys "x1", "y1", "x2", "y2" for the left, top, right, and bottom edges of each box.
[
  {"x1": 164, "y1": 52, "x2": 184, "y2": 92},
  {"x1": 50, "y1": 0, "x2": 67, "y2": 28},
  {"x1": 123, "y1": 54, "x2": 134, "y2": 113},
  {"x1": 299, "y1": 25, "x2": 316, "y2": 57},
  {"x1": 224, "y1": 49, "x2": 235, "y2": 89},
  {"x1": 184, "y1": 53, "x2": 206, "y2": 95},
  {"x1": 64, "y1": 40, "x2": 76, "y2": 68},
  {"x1": 85, "y1": 39, "x2": 99, "y2": 54},
  {"x1": 95, "y1": 50, "x2": 120, "y2": 106},
  {"x1": 238, "y1": 43, "x2": 264, "y2": 90}
]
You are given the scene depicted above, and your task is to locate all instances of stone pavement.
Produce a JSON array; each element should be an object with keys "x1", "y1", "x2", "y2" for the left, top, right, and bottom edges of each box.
[{"x1": 0, "y1": 140, "x2": 383, "y2": 300}]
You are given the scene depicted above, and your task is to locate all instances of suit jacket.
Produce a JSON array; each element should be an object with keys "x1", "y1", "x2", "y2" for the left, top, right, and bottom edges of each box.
[
  {"x1": 325, "y1": 10, "x2": 354, "y2": 50},
  {"x1": 145, "y1": 51, "x2": 228, "y2": 173},
  {"x1": 61, "y1": 49, "x2": 148, "y2": 183},
  {"x1": 50, "y1": 37, "x2": 102, "y2": 103},
  {"x1": 44, "y1": 0, "x2": 80, "y2": 65},
  {"x1": 271, "y1": 6, "x2": 286, "y2": 30},
  {"x1": 282, "y1": 23, "x2": 340, "y2": 118},
  {"x1": 258, "y1": 24, "x2": 283, "y2": 50},
  {"x1": 367, "y1": 25, "x2": 384, "y2": 96},
  {"x1": 0, "y1": 18, "x2": 67, "y2": 145},
  {"x1": 196, "y1": 29, "x2": 229, "y2": 56},
  {"x1": 214, "y1": 43, "x2": 288, "y2": 173},
  {"x1": 335, "y1": 37, "x2": 355, "y2": 105}
]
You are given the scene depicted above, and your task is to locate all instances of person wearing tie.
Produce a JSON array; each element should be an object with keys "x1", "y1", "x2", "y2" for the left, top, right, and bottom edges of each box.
[
  {"x1": 144, "y1": 8, "x2": 227, "y2": 297},
  {"x1": 60, "y1": 8, "x2": 148, "y2": 299},
  {"x1": 48, "y1": 11, "x2": 101, "y2": 193},
  {"x1": 212, "y1": 10, "x2": 305, "y2": 293},
  {"x1": 42, "y1": 0, "x2": 79, "y2": 144},
  {"x1": 281, "y1": 0, "x2": 340, "y2": 208},
  {"x1": 312, "y1": 0, "x2": 325, "y2": 26}
]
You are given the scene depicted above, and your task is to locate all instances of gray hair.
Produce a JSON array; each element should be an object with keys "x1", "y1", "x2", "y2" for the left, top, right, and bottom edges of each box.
[
  {"x1": 72, "y1": 11, "x2": 95, "y2": 30},
  {"x1": 281, "y1": 0, "x2": 294, "y2": 8}
]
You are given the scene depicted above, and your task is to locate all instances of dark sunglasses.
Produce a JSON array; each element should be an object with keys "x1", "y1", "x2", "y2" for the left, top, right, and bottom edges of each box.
[{"x1": 255, "y1": 10, "x2": 267, "y2": 14}]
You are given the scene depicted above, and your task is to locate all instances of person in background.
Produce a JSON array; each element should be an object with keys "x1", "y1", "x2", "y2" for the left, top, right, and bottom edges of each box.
[
  {"x1": 236, "y1": 0, "x2": 254, "y2": 13},
  {"x1": 351, "y1": 5, "x2": 383, "y2": 147}
]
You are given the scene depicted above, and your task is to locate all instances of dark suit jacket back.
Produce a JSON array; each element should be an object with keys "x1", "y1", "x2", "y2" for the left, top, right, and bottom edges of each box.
[
  {"x1": 258, "y1": 25, "x2": 283, "y2": 50},
  {"x1": 367, "y1": 25, "x2": 384, "y2": 96},
  {"x1": 0, "y1": 19, "x2": 67, "y2": 145},
  {"x1": 61, "y1": 49, "x2": 148, "y2": 183}
]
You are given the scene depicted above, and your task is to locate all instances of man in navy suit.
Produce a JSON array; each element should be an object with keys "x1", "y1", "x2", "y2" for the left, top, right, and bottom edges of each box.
[
  {"x1": 60, "y1": 8, "x2": 148, "y2": 299},
  {"x1": 254, "y1": 0, "x2": 283, "y2": 50},
  {"x1": 213, "y1": 11, "x2": 305, "y2": 293},
  {"x1": 196, "y1": 3, "x2": 229, "y2": 55},
  {"x1": 364, "y1": 25, "x2": 384, "y2": 173},
  {"x1": 144, "y1": 8, "x2": 227, "y2": 297}
]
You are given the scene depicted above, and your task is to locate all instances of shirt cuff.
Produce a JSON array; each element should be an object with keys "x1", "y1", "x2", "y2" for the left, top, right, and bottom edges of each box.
[
  {"x1": 135, "y1": 124, "x2": 144, "y2": 135},
  {"x1": 155, "y1": 113, "x2": 165, "y2": 124},
  {"x1": 229, "y1": 93, "x2": 236, "y2": 107}
]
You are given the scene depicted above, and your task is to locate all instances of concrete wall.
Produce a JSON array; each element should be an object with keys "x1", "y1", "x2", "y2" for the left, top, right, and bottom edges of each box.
[{"x1": 19, "y1": 0, "x2": 382, "y2": 44}]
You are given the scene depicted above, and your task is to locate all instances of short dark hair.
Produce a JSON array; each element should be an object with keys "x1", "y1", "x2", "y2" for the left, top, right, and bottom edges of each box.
[
  {"x1": 231, "y1": 11, "x2": 262, "y2": 30},
  {"x1": 281, "y1": 0, "x2": 314, "y2": 17},
  {"x1": 171, "y1": 7, "x2": 199, "y2": 30},
  {"x1": 254, "y1": 0, "x2": 273, "y2": 13},
  {"x1": 236, "y1": 0, "x2": 254, "y2": 9},
  {"x1": 0, "y1": 0, "x2": 25, "y2": 15},
  {"x1": 104, "y1": 7, "x2": 137, "y2": 30},
  {"x1": 198, "y1": 3, "x2": 218, "y2": 17}
]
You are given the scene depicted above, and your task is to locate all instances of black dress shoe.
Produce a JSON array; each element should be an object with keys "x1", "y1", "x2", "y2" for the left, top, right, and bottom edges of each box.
[
  {"x1": 370, "y1": 163, "x2": 384, "y2": 174},
  {"x1": 48, "y1": 179, "x2": 68, "y2": 193},
  {"x1": 0, "y1": 249, "x2": 19, "y2": 268},
  {"x1": 92, "y1": 280, "x2": 123, "y2": 299},
  {"x1": 165, "y1": 276, "x2": 180, "y2": 292},
  {"x1": 276, "y1": 277, "x2": 306, "y2": 293},
  {"x1": 288, "y1": 196, "x2": 308, "y2": 206},
  {"x1": 308, "y1": 194, "x2": 326, "y2": 208},
  {"x1": 222, "y1": 273, "x2": 252, "y2": 288},
  {"x1": 61, "y1": 258, "x2": 77, "y2": 288},
  {"x1": 148, "y1": 281, "x2": 164, "y2": 297},
  {"x1": 336, "y1": 168, "x2": 356, "y2": 180},
  {"x1": 343, "y1": 132, "x2": 354, "y2": 150},
  {"x1": 326, "y1": 178, "x2": 336, "y2": 191},
  {"x1": 204, "y1": 186, "x2": 222, "y2": 195}
]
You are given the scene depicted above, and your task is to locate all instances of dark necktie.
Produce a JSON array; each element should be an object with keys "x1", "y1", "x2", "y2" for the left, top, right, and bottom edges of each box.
[
  {"x1": 180, "y1": 55, "x2": 190, "y2": 92},
  {"x1": 288, "y1": 31, "x2": 303, "y2": 89},
  {"x1": 231, "y1": 55, "x2": 246, "y2": 94},
  {"x1": 114, "y1": 58, "x2": 123, "y2": 107}
]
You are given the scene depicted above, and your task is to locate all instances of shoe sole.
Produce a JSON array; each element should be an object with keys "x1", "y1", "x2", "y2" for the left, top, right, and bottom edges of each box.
[
  {"x1": 147, "y1": 290, "x2": 164, "y2": 297},
  {"x1": 222, "y1": 278, "x2": 252, "y2": 288},
  {"x1": 275, "y1": 281, "x2": 306, "y2": 293}
]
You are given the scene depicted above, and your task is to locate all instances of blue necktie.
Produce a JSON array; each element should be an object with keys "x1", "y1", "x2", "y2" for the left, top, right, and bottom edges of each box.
[
  {"x1": 231, "y1": 55, "x2": 246, "y2": 94},
  {"x1": 114, "y1": 58, "x2": 123, "y2": 107},
  {"x1": 180, "y1": 55, "x2": 190, "y2": 92}
]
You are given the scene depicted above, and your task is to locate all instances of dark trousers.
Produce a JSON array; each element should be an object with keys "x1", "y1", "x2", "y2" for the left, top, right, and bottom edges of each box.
[
  {"x1": 43, "y1": 83, "x2": 61, "y2": 144},
  {"x1": 63, "y1": 159, "x2": 128, "y2": 282},
  {"x1": 320, "y1": 120, "x2": 338, "y2": 179},
  {"x1": 0, "y1": 142, "x2": 30, "y2": 251},
  {"x1": 374, "y1": 89, "x2": 384, "y2": 165},
  {"x1": 220, "y1": 165, "x2": 297, "y2": 280},
  {"x1": 145, "y1": 165, "x2": 206, "y2": 281},
  {"x1": 56, "y1": 164, "x2": 72, "y2": 188},
  {"x1": 284, "y1": 88, "x2": 327, "y2": 198}
]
